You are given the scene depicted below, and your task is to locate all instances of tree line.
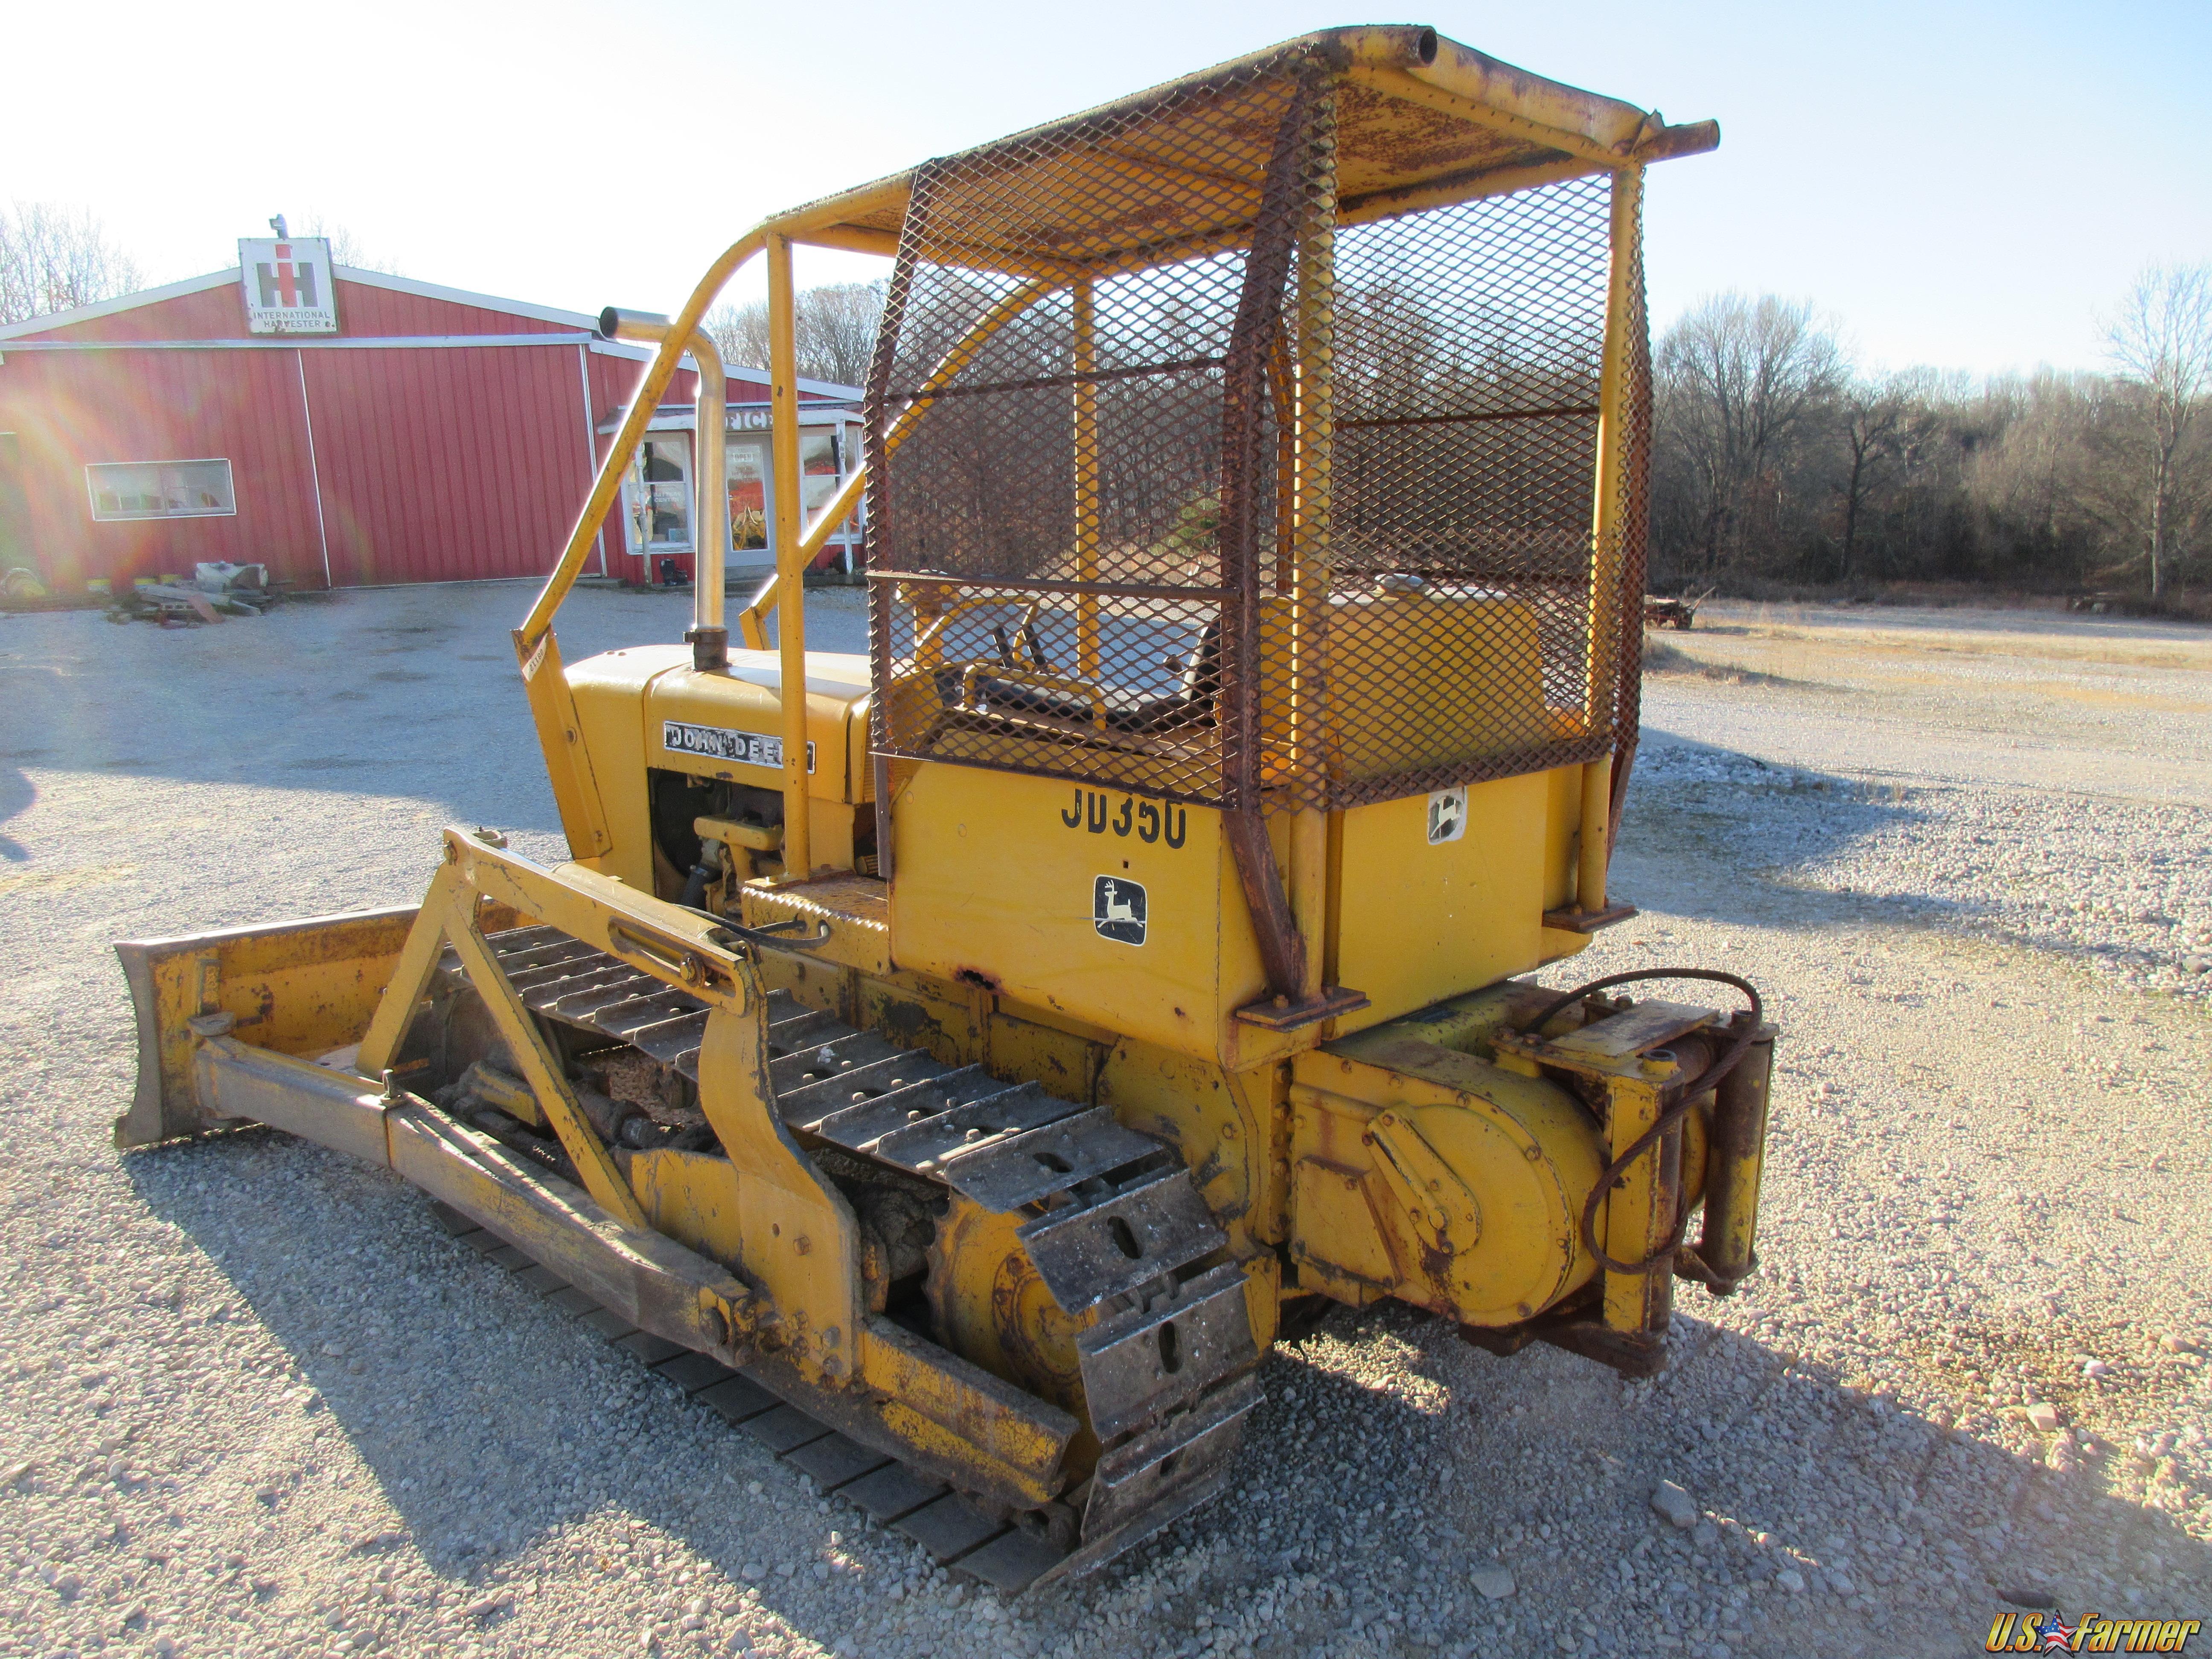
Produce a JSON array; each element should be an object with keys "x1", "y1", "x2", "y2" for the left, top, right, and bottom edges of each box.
[
  {"x1": 712, "y1": 265, "x2": 2212, "y2": 606},
  {"x1": 0, "y1": 204, "x2": 401, "y2": 326},
  {"x1": 10, "y1": 197, "x2": 2204, "y2": 603},
  {"x1": 1651, "y1": 268, "x2": 2212, "y2": 603},
  {"x1": 706, "y1": 282, "x2": 885, "y2": 391},
  {"x1": 0, "y1": 202, "x2": 141, "y2": 326}
]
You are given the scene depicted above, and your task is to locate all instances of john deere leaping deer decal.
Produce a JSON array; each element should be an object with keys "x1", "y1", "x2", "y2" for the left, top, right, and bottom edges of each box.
[{"x1": 1092, "y1": 876, "x2": 1148, "y2": 946}]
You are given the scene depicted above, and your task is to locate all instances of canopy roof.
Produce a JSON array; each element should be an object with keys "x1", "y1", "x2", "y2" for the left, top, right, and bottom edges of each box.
[{"x1": 764, "y1": 25, "x2": 1716, "y2": 271}]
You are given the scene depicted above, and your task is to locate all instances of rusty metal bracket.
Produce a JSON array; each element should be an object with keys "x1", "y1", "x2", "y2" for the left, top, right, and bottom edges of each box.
[
  {"x1": 1540, "y1": 902, "x2": 1639, "y2": 934},
  {"x1": 1458, "y1": 1296, "x2": 1670, "y2": 1380},
  {"x1": 712, "y1": 916, "x2": 834, "y2": 954},
  {"x1": 1231, "y1": 985, "x2": 1371, "y2": 1033}
]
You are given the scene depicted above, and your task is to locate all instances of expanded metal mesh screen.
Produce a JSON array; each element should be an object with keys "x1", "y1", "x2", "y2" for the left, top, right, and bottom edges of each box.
[
  {"x1": 1607, "y1": 183, "x2": 1653, "y2": 816},
  {"x1": 864, "y1": 53, "x2": 1645, "y2": 814}
]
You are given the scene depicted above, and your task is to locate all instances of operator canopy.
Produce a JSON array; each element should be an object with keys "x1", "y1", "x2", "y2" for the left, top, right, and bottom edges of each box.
[
  {"x1": 775, "y1": 25, "x2": 1716, "y2": 268},
  {"x1": 786, "y1": 28, "x2": 1714, "y2": 818}
]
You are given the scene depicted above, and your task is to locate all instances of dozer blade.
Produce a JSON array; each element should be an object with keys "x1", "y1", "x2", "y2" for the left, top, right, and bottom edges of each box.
[
  {"x1": 113, "y1": 900, "x2": 520, "y2": 1152},
  {"x1": 114, "y1": 830, "x2": 1258, "y2": 1594}
]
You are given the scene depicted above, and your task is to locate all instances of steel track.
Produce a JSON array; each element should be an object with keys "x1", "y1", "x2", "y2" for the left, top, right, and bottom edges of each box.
[{"x1": 421, "y1": 923, "x2": 1263, "y2": 1592}]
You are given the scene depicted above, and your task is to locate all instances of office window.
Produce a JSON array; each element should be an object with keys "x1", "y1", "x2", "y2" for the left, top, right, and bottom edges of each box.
[
  {"x1": 86, "y1": 459, "x2": 236, "y2": 521},
  {"x1": 640, "y1": 437, "x2": 691, "y2": 544},
  {"x1": 800, "y1": 431, "x2": 841, "y2": 515},
  {"x1": 727, "y1": 438, "x2": 769, "y2": 550}
]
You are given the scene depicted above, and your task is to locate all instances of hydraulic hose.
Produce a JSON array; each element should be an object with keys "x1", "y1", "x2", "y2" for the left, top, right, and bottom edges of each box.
[{"x1": 678, "y1": 861, "x2": 717, "y2": 911}]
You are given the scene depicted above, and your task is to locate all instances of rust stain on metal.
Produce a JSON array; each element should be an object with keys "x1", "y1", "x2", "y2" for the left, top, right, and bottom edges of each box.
[{"x1": 873, "y1": 995, "x2": 950, "y2": 1054}]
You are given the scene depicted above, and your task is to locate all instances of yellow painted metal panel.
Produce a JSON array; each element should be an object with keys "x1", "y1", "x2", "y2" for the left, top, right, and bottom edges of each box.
[
  {"x1": 753, "y1": 949, "x2": 854, "y2": 1020},
  {"x1": 564, "y1": 646, "x2": 672, "y2": 890},
  {"x1": 795, "y1": 804, "x2": 857, "y2": 879},
  {"x1": 845, "y1": 704, "x2": 875, "y2": 807},
  {"x1": 1539, "y1": 928, "x2": 1597, "y2": 967},
  {"x1": 644, "y1": 652, "x2": 869, "y2": 803},
  {"x1": 567, "y1": 645, "x2": 873, "y2": 887},
  {"x1": 693, "y1": 1006, "x2": 864, "y2": 1387},
  {"x1": 516, "y1": 629, "x2": 613, "y2": 860},
  {"x1": 1237, "y1": 1252, "x2": 1282, "y2": 1353},
  {"x1": 1369, "y1": 1100, "x2": 1572, "y2": 1322},
  {"x1": 855, "y1": 1316, "x2": 1077, "y2": 1507},
  {"x1": 115, "y1": 899, "x2": 513, "y2": 1147},
  {"x1": 1289, "y1": 1037, "x2": 1604, "y2": 1326},
  {"x1": 742, "y1": 877, "x2": 891, "y2": 976},
  {"x1": 1331, "y1": 773, "x2": 1548, "y2": 1030},
  {"x1": 986, "y1": 1010, "x2": 1105, "y2": 1103},
  {"x1": 629, "y1": 1147, "x2": 747, "y2": 1267},
  {"x1": 890, "y1": 765, "x2": 1275, "y2": 1062},
  {"x1": 1290, "y1": 1156, "x2": 1396, "y2": 1289},
  {"x1": 1099, "y1": 1041, "x2": 1247, "y2": 1222},
  {"x1": 1325, "y1": 978, "x2": 1551, "y2": 1073},
  {"x1": 1096, "y1": 1039, "x2": 1287, "y2": 1348},
  {"x1": 858, "y1": 970, "x2": 987, "y2": 1068},
  {"x1": 1540, "y1": 763, "x2": 1582, "y2": 911}
]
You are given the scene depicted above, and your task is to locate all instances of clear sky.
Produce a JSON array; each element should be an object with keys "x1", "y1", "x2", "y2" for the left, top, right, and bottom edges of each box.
[{"x1": 7, "y1": 0, "x2": 2206, "y2": 377}]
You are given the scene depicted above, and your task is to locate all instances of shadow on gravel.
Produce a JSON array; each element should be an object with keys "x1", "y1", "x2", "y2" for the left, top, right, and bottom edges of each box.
[
  {"x1": 0, "y1": 764, "x2": 31, "y2": 859},
  {"x1": 120, "y1": 1127, "x2": 1201, "y2": 1655},
  {"x1": 1618, "y1": 732, "x2": 1970, "y2": 932},
  {"x1": 1620, "y1": 732, "x2": 2206, "y2": 987},
  {"x1": 1219, "y1": 1301, "x2": 2212, "y2": 1658},
  {"x1": 118, "y1": 1126, "x2": 2212, "y2": 1659}
]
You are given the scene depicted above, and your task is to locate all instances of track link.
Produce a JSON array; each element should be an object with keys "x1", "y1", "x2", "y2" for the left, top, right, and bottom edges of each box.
[{"x1": 430, "y1": 922, "x2": 1262, "y2": 1591}]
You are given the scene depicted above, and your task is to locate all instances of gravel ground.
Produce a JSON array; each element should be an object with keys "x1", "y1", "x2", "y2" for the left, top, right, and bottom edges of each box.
[{"x1": 2, "y1": 588, "x2": 2208, "y2": 1659}]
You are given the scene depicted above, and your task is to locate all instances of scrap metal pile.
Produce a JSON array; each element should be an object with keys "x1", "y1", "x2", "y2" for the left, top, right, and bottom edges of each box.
[{"x1": 104, "y1": 562, "x2": 278, "y2": 626}]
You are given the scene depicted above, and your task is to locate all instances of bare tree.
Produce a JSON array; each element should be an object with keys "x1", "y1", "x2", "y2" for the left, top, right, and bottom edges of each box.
[
  {"x1": 1647, "y1": 284, "x2": 2209, "y2": 599},
  {"x1": 0, "y1": 201, "x2": 143, "y2": 324},
  {"x1": 1833, "y1": 373, "x2": 1908, "y2": 580},
  {"x1": 705, "y1": 282, "x2": 884, "y2": 387},
  {"x1": 705, "y1": 300, "x2": 773, "y2": 373},
  {"x1": 1656, "y1": 293, "x2": 1844, "y2": 572},
  {"x1": 2105, "y1": 263, "x2": 2212, "y2": 599},
  {"x1": 1972, "y1": 371, "x2": 2086, "y2": 556},
  {"x1": 298, "y1": 213, "x2": 403, "y2": 275},
  {"x1": 794, "y1": 282, "x2": 885, "y2": 388}
]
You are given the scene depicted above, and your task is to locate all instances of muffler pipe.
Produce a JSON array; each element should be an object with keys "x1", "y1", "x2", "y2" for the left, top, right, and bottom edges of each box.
[{"x1": 601, "y1": 306, "x2": 728, "y2": 671}]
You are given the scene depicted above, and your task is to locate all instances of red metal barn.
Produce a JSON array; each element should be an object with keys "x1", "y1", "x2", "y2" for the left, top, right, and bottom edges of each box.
[{"x1": 0, "y1": 251, "x2": 862, "y2": 594}]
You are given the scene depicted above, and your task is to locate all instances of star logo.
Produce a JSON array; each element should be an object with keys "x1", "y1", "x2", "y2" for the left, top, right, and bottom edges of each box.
[{"x1": 2040, "y1": 1615, "x2": 2076, "y2": 1651}]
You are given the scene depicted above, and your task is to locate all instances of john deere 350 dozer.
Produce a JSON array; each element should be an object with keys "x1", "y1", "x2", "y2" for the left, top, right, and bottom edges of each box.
[{"x1": 116, "y1": 27, "x2": 1775, "y2": 1591}]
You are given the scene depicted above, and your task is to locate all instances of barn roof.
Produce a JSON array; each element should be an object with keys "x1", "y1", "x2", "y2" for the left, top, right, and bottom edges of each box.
[
  {"x1": 0, "y1": 266, "x2": 862, "y2": 399},
  {"x1": 0, "y1": 265, "x2": 601, "y2": 344}
]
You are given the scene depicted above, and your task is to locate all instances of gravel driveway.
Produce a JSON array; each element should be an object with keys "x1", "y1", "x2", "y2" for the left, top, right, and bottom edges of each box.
[{"x1": 2, "y1": 587, "x2": 2206, "y2": 1659}]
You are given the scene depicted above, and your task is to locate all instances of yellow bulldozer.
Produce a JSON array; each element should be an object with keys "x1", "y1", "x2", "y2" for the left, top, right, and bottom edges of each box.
[{"x1": 114, "y1": 27, "x2": 1774, "y2": 1592}]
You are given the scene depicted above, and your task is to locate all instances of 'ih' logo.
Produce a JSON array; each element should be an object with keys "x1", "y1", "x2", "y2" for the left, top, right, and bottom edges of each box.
[
  {"x1": 239, "y1": 235, "x2": 335, "y2": 332},
  {"x1": 256, "y1": 243, "x2": 320, "y2": 310}
]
